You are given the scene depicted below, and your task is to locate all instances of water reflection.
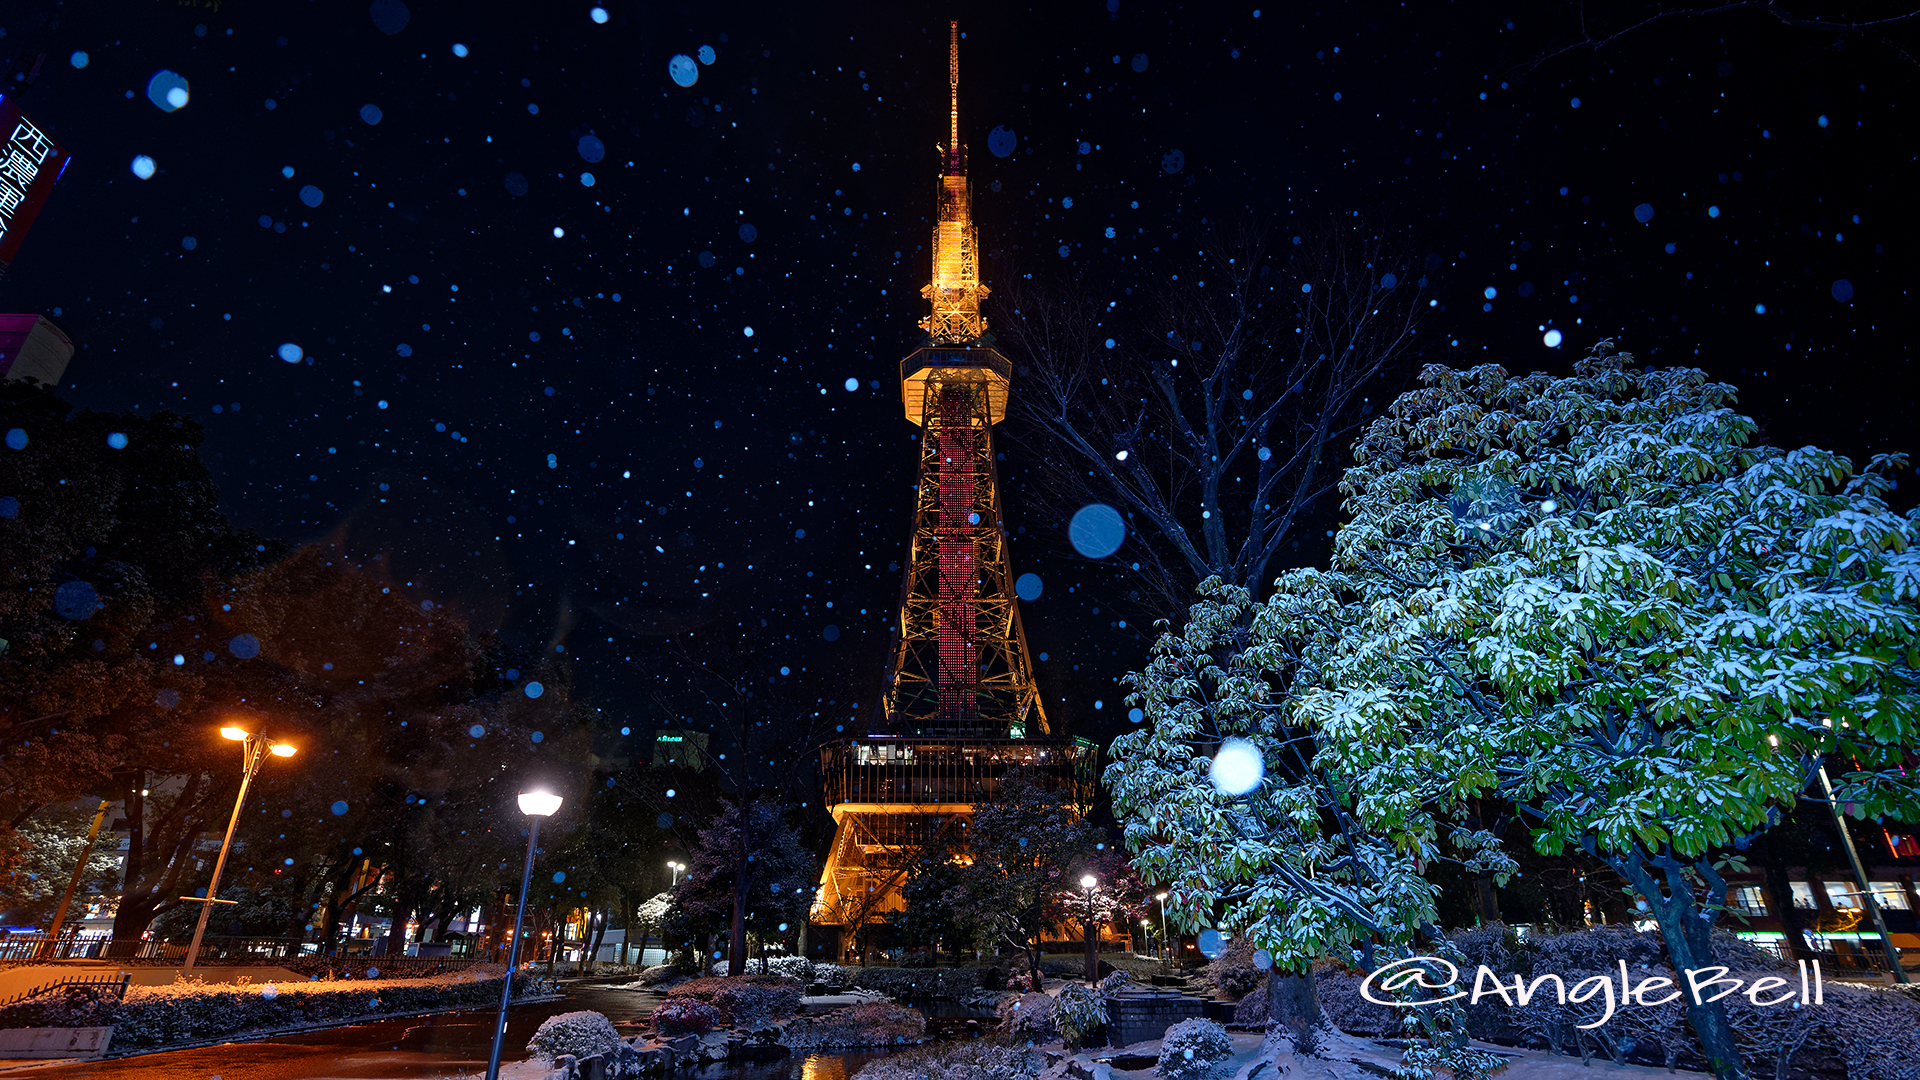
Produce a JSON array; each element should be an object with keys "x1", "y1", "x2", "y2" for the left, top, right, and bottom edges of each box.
[
  {"x1": 689, "y1": 1048, "x2": 899, "y2": 1080},
  {"x1": 799, "y1": 1054, "x2": 852, "y2": 1080}
]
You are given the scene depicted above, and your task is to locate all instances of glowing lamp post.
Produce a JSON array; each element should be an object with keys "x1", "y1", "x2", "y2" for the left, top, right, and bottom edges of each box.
[
  {"x1": 668, "y1": 860, "x2": 686, "y2": 887},
  {"x1": 1081, "y1": 874, "x2": 1098, "y2": 986},
  {"x1": 182, "y1": 726, "x2": 296, "y2": 973},
  {"x1": 1155, "y1": 893, "x2": 1169, "y2": 965},
  {"x1": 486, "y1": 789, "x2": 563, "y2": 1080}
]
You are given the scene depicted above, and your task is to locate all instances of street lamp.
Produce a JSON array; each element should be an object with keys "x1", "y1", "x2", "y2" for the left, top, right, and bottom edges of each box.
[
  {"x1": 486, "y1": 789, "x2": 563, "y2": 1080},
  {"x1": 182, "y1": 725, "x2": 297, "y2": 973},
  {"x1": 1081, "y1": 874, "x2": 1098, "y2": 987},
  {"x1": 668, "y1": 860, "x2": 686, "y2": 887},
  {"x1": 1141, "y1": 918, "x2": 1152, "y2": 958},
  {"x1": 1155, "y1": 893, "x2": 1169, "y2": 964}
]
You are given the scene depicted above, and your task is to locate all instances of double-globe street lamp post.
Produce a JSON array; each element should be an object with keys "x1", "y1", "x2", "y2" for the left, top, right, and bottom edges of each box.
[
  {"x1": 182, "y1": 725, "x2": 297, "y2": 974},
  {"x1": 485, "y1": 789, "x2": 564, "y2": 1080}
]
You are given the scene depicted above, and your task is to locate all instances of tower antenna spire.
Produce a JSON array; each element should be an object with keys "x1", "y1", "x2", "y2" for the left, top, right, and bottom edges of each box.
[{"x1": 946, "y1": 20, "x2": 961, "y2": 174}]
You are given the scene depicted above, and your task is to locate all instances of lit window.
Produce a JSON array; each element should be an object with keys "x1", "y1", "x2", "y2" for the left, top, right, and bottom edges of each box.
[
  {"x1": 1824, "y1": 881, "x2": 1862, "y2": 910},
  {"x1": 1871, "y1": 882, "x2": 1912, "y2": 911},
  {"x1": 1791, "y1": 882, "x2": 1820, "y2": 910},
  {"x1": 1729, "y1": 886, "x2": 1768, "y2": 916}
]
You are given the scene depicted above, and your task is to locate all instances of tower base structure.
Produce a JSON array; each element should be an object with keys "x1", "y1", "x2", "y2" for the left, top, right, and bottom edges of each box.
[{"x1": 811, "y1": 736, "x2": 1095, "y2": 961}]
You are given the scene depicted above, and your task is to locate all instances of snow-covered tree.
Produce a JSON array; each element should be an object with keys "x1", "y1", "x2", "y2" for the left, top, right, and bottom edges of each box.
[
  {"x1": 1108, "y1": 580, "x2": 1504, "y2": 1073},
  {"x1": 947, "y1": 768, "x2": 1100, "y2": 984},
  {"x1": 1112, "y1": 343, "x2": 1920, "y2": 1080}
]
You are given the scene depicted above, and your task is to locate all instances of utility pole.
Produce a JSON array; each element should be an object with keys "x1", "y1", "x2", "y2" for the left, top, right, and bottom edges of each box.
[
  {"x1": 1819, "y1": 764, "x2": 1910, "y2": 984},
  {"x1": 42, "y1": 800, "x2": 110, "y2": 960}
]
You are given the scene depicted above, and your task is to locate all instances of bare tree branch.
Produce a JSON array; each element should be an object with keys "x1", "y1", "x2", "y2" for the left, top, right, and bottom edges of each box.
[
  {"x1": 1515, "y1": 1, "x2": 1920, "y2": 76},
  {"x1": 997, "y1": 217, "x2": 1431, "y2": 619}
]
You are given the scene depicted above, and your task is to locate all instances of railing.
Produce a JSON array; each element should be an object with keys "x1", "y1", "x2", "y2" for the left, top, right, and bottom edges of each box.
[
  {"x1": 1, "y1": 970, "x2": 131, "y2": 1006},
  {"x1": 1, "y1": 935, "x2": 308, "y2": 966},
  {"x1": 1, "y1": 932, "x2": 492, "y2": 971},
  {"x1": 819, "y1": 737, "x2": 1094, "y2": 809}
]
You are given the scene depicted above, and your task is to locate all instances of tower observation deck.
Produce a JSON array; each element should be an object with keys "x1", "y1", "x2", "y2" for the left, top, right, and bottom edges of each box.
[{"x1": 810, "y1": 23, "x2": 1093, "y2": 960}]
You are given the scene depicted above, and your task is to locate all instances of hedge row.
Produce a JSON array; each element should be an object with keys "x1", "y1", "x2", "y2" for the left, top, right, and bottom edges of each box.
[{"x1": 0, "y1": 970, "x2": 553, "y2": 1051}]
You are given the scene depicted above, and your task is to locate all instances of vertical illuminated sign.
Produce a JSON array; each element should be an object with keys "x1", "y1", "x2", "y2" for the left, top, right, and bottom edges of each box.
[{"x1": 0, "y1": 98, "x2": 70, "y2": 274}]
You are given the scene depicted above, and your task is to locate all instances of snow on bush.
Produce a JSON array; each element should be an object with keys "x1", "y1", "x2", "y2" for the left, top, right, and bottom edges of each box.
[
  {"x1": 761, "y1": 954, "x2": 811, "y2": 980},
  {"x1": 1157, "y1": 1018, "x2": 1233, "y2": 1080},
  {"x1": 527, "y1": 1010, "x2": 621, "y2": 1062},
  {"x1": 1054, "y1": 982, "x2": 1109, "y2": 1047},
  {"x1": 778, "y1": 1001, "x2": 926, "y2": 1050},
  {"x1": 650, "y1": 997, "x2": 720, "y2": 1036},
  {"x1": 1204, "y1": 936, "x2": 1264, "y2": 999},
  {"x1": 709, "y1": 978, "x2": 802, "y2": 1026},
  {"x1": 664, "y1": 973, "x2": 801, "y2": 1025},
  {"x1": 810, "y1": 961, "x2": 851, "y2": 989},
  {"x1": 849, "y1": 966, "x2": 983, "y2": 1000},
  {"x1": 996, "y1": 992, "x2": 1057, "y2": 1043},
  {"x1": 1097, "y1": 969, "x2": 1134, "y2": 995},
  {"x1": 850, "y1": 1035, "x2": 1044, "y2": 1080},
  {"x1": 638, "y1": 964, "x2": 680, "y2": 986}
]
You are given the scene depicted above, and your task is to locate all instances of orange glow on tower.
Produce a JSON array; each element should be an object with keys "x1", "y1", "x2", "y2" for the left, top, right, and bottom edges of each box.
[
  {"x1": 809, "y1": 25, "x2": 1093, "y2": 961},
  {"x1": 920, "y1": 20, "x2": 989, "y2": 345}
]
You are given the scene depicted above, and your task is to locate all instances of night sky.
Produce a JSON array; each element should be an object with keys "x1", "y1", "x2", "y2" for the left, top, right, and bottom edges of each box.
[{"x1": 1, "y1": 0, "x2": 1912, "y2": 755}]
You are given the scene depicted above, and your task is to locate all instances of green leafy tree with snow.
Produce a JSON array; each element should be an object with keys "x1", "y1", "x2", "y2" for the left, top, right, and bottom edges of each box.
[
  {"x1": 1108, "y1": 581, "x2": 1504, "y2": 1075},
  {"x1": 1112, "y1": 343, "x2": 1920, "y2": 1080}
]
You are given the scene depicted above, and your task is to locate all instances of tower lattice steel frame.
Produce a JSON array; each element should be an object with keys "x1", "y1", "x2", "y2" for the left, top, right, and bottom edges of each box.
[{"x1": 811, "y1": 23, "x2": 1089, "y2": 958}]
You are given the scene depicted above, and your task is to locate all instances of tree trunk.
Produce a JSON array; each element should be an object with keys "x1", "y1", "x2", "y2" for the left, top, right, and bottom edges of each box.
[
  {"x1": 1763, "y1": 860, "x2": 1816, "y2": 961},
  {"x1": 385, "y1": 899, "x2": 413, "y2": 957},
  {"x1": 1266, "y1": 972, "x2": 1323, "y2": 1052},
  {"x1": 586, "y1": 907, "x2": 609, "y2": 975},
  {"x1": 728, "y1": 836, "x2": 750, "y2": 976},
  {"x1": 1614, "y1": 849, "x2": 1750, "y2": 1080},
  {"x1": 545, "y1": 908, "x2": 559, "y2": 975},
  {"x1": 1470, "y1": 874, "x2": 1502, "y2": 926},
  {"x1": 107, "y1": 773, "x2": 152, "y2": 949}
]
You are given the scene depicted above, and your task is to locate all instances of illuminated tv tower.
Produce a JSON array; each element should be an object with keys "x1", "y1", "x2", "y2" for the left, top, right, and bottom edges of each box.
[
  {"x1": 889, "y1": 20, "x2": 1043, "y2": 736},
  {"x1": 810, "y1": 23, "x2": 1091, "y2": 962}
]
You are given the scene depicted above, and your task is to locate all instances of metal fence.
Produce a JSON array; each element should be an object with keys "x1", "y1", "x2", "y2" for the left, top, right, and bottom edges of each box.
[{"x1": 1, "y1": 934, "x2": 476, "y2": 966}]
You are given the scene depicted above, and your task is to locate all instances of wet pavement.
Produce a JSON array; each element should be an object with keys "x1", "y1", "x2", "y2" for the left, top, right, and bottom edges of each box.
[{"x1": 0, "y1": 983, "x2": 902, "y2": 1080}]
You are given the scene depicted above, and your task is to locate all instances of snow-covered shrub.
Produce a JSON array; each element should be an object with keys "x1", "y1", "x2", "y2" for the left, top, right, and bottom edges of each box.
[
  {"x1": 650, "y1": 997, "x2": 720, "y2": 1036},
  {"x1": 663, "y1": 976, "x2": 734, "y2": 1005},
  {"x1": 762, "y1": 955, "x2": 811, "y2": 980},
  {"x1": 1098, "y1": 969, "x2": 1133, "y2": 995},
  {"x1": 1204, "y1": 936, "x2": 1263, "y2": 999},
  {"x1": 638, "y1": 964, "x2": 680, "y2": 986},
  {"x1": 1054, "y1": 982, "x2": 1109, "y2": 1047},
  {"x1": 526, "y1": 1010, "x2": 620, "y2": 1062},
  {"x1": 709, "y1": 977, "x2": 802, "y2": 1025},
  {"x1": 779, "y1": 1001, "x2": 926, "y2": 1050},
  {"x1": 849, "y1": 1035, "x2": 1044, "y2": 1080},
  {"x1": 850, "y1": 966, "x2": 980, "y2": 999},
  {"x1": 1157, "y1": 1018, "x2": 1232, "y2": 1080},
  {"x1": 996, "y1": 992, "x2": 1057, "y2": 1043},
  {"x1": 810, "y1": 961, "x2": 851, "y2": 990}
]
